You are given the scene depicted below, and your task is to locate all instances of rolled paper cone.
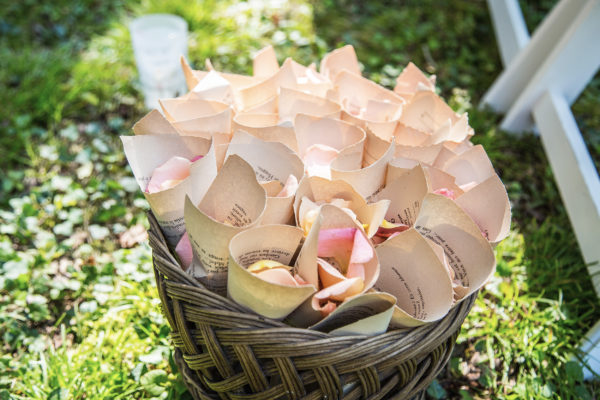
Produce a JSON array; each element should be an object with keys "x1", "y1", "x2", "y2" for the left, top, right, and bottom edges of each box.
[
  {"x1": 400, "y1": 91, "x2": 461, "y2": 135},
  {"x1": 237, "y1": 58, "x2": 297, "y2": 111},
  {"x1": 330, "y1": 138, "x2": 395, "y2": 202},
  {"x1": 253, "y1": 45, "x2": 279, "y2": 78},
  {"x1": 376, "y1": 164, "x2": 428, "y2": 227},
  {"x1": 334, "y1": 70, "x2": 405, "y2": 110},
  {"x1": 159, "y1": 98, "x2": 229, "y2": 122},
  {"x1": 225, "y1": 130, "x2": 304, "y2": 184},
  {"x1": 180, "y1": 55, "x2": 256, "y2": 91},
  {"x1": 454, "y1": 173, "x2": 511, "y2": 244},
  {"x1": 376, "y1": 228, "x2": 454, "y2": 328},
  {"x1": 189, "y1": 70, "x2": 234, "y2": 104},
  {"x1": 414, "y1": 193, "x2": 496, "y2": 299},
  {"x1": 293, "y1": 204, "x2": 380, "y2": 325},
  {"x1": 233, "y1": 113, "x2": 298, "y2": 152},
  {"x1": 184, "y1": 155, "x2": 267, "y2": 294},
  {"x1": 394, "y1": 143, "x2": 443, "y2": 165},
  {"x1": 293, "y1": 175, "x2": 389, "y2": 238},
  {"x1": 228, "y1": 224, "x2": 316, "y2": 320},
  {"x1": 295, "y1": 113, "x2": 366, "y2": 172},
  {"x1": 393, "y1": 122, "x2": 431, "y2": 146},
  {"x1": 440, "y1": 144, "x2": 497, "y2": 188},
  {"x1": 423, "y1": 166, "x2": 465, "y2": 197},
  {"x1": 309, "y1": 292, "x2": 396, "y2": 335},
  {"x1": 278, "y1": 87, "x2": 341, "y2": 122},
  {"x1": 319, "y1": 44, "x2": 361, "y2": 81},
  {"x1": 132, "y1": 109, "x2": 179, "y2": 135},
  {"x1": 394, "y1": 62, "x2": 436, "y2": 99},
  {"x1": 121, "y1": 134, "x2": 215, "y2": 247},
  {"x1": 386, "y1": 157, "x2": 420, "y2": 184},
  {"x1": 243, "y1": 97, "x2": 278, "y2": 114}
]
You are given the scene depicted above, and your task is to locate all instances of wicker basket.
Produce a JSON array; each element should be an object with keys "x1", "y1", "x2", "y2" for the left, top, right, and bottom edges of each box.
[{"x1": 147, "y1": 212, "x2": 476, "y2": 400}]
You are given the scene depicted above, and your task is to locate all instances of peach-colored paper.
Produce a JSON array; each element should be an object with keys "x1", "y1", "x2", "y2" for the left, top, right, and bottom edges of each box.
[
  {"x1": 121, "y1": 135, "x2": 217, "y2": 246},
  {"x1": 375, "y1": 228, "x2": 453, "y2": 328},
  {"x1": 227, "y1": 224, "x2": 316, "y2": 319},
  {"x1": 184, "y1": 155, "x2": 267, "y2": 293}
]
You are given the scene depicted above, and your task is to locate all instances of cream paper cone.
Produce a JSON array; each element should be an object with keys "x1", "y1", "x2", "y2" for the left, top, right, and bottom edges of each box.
[
  {"x1": 237, "y1": 58, "x2": 297, "y2": 111},
  {"x1": 423, "y1": 166, "x2": 465, "y2": 197},
  {"x1": 291, "y1": 204, "x2": 380, "y2": 326},
  {"x1": 253, "y1": 45, "x2": 279, "y2": 78},
  {"x1": 454, "y1": 174, "x2": 511, "y2": 245},
  {"x1": 233, "y1": 113, "x2": 298, "y2": 152},
  {"x1": 188, "y1": 70, "x2": 234, "y2": 105},
  {"x1": 226, "y1": 130, "x2": 304, "y2": 225},
  {"x1": 394, "y1": 143, "x2": 443, "y2": 165},
  {"x1": 132, "y1": 109, "x2": 178, "y2": 135},
  {"x1": 293, "y1": 176, "x2": 390, "y2": 238},
  {"x1": 414, "y1": 193, "x2": 496, "y2": 300},
  {"x1": 376, "y1": 164, "x2": 428, "y2": 226},
  {"x1": 330, "y1": 140, "x2": 395, "y2": 202},
  {"x1": 184, "y1": 155, "x2": 267, "y2": 294},
  {"x1": 375, "y1": 228, "x2": 453, "y2": 328},
  {"x1": 278, "y1": 87, "x2": 341, "y2": 123},
  {"x1": 392, "y1": 123, "x2": 431, "y2": 146},
  {"x1": 393, "y1": 62, "x2": 436, "y2": 100},
  {"x1": 399, "y1": 91, "x2": 461, "y2": 135},
  {"x1": 385, "y1": 157, "x2": 420, "y2": 184},
  {"x1": 309, "y1": 292, "x2": 396, "y2": 335},
  {"x1": 440, "y1": 144, "x2": 496, "y2": 188},
  {"x1": 180, "y1": 55, "x2": 256, "y2": 91},
  {"x1": 121, "y1": 135, "x2": 216, "y2": 246},
  {"x1": 227, "y1": 224, "x2": 317, "y2": 320},
  {"x1": 341, "y1": 99, "x2": 403, "y2": 142},
  {"x1": 289, "y1": 59, "x2": 332, "y2": 98},
  {"x1": 334, "y1": 70, "x2": 405, "y2": 109},
  {"x1": 159, "y1": 98, "x2": 233, "y2": 135},
  {"x1": 295, "y1": 114, "x2": 366, "y2": 174},
  {"x1": 243, "y1": 97, "x2": 278, "y2": 114},
  {"x1": 319, "y1": 44, "x2": 361, "y2": 81}
]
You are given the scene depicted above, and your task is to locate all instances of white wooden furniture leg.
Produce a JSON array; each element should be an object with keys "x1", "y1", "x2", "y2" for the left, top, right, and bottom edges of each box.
[
  {"x1": 483, "y1": 0, "x2": 600, "y2": 379},
  {"x1": 486, "y1": 0, "x2": 530, "y2": 67}
]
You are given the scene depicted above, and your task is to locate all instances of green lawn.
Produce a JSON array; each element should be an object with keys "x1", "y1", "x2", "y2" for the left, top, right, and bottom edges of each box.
[{"x1": 1, "y1": 0, "x2": 599, "y2": 399}]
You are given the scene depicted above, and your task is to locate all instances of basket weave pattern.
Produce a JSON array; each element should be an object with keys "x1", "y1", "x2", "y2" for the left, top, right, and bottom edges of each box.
[{"x1": 147, "y1": 212, "x2": 476, "y2": 400}]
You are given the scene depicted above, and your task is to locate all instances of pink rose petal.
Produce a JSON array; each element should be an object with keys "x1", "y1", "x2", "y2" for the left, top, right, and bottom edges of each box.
[
  {"x1": 349, "y1": 230, "x2": 373, "y2": 264},
  {"x1": 255, "y1": 268, "x2": 298, "y2": 286},
  {"x1": 433, "y1": 187, "x2": 456, "y2": 200},
  {"x1": 314, "y1": 300, "x2": 337, "y2": 317},
  {"x1": 146, "y1": 156, "x2": 191, "y2": 193},
  {"x1": 314, "y1": 277, "x2": 364, "y2": 302},
  {"x1": 346, "y1": 263, "x2": 365, "y2": 280},
  {"x1": 190, "y1": 155, "x2": 204, "y2": 162},
  {"x1": 317, "y1": 257, "x2": 346, "y2": 288},
  {"x1": 303, "y1": 144, "x2": 339, "y2": 178},
  {"x1": 276, "y1": 174, "x2": 299, "y2": 197},
  {"x1": 175, "y1": 232, "x2": 193, "y2": 271}
]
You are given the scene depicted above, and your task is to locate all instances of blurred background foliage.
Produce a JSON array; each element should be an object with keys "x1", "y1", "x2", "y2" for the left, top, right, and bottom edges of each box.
[{"x1": 0, "y1": 0, "x2": 599, "y2": 399}]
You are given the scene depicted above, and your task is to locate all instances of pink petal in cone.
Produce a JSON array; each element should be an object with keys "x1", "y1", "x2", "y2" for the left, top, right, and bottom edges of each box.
[
  {"x1": 276, "y1": 174, "x2": 299, "y2": 198},
  {"x1": 314, "y1": 277, "x2": 364, "y2": 302},
  {"x1": 349, "y1": 230, "x2": 373, "y2": 264},
  {"x1": 317, "y1": 257, "x2": 346, "y2": 288},
  {"x1": 146, "y1": 156, "x2": 191, "y2": 193},
  {"x1": 255, "y1": 268, "x2": 298, "y2": 286},
  {"x1": 303, "y1": 144, "x2": 339, "y2": 178},
  {"x1": 175, "y1": 232, "x2": 193, "y2": 271},
  {"x1": 433, "y1": 187, "x2": 456, "y2": 200}
]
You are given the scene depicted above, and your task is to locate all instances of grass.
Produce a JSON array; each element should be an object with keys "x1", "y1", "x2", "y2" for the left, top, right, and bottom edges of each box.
[{"x1": 1, "y1": 0, "x2": 599, "y2": 399}]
